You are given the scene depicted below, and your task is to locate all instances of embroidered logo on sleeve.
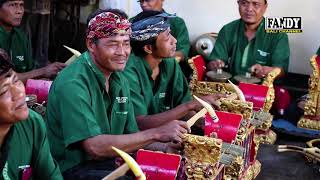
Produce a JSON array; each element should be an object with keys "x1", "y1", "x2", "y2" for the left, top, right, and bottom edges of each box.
[
  {"x1": 257, "y1": 49, "x2": 270, "y2": 57},
  {"x1": 116, "y1": 111, "x2": 128, "y2": 115},
  {"x1": 16, "y1": 56, "x2": 24, "y2": 61},
  {"x1": 116, "y1": 97, "x2": 128, "y2": 103},
  {"x1": 2, "y1": 162, "x2": 10, "y2": 180},
  {"x1": 159, "y1": 92, "x2": 166, "y2": 98}
]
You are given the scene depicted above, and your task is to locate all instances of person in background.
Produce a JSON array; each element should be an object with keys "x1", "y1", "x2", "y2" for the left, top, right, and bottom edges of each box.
[
  {"x1": 134, "y1": 0, "x2": 193, "y2": 78},
  {"x1": 0, "y1": 0, "x2": 66, "y2": 83},
  {"x1": 207, "y1": 0, "x2": 289, "y2": 79}
]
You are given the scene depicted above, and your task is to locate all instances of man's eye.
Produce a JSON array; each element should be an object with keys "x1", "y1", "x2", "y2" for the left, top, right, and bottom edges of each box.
[{"x1": 0, "y1": 90, "x2": 8, "y2": 96}]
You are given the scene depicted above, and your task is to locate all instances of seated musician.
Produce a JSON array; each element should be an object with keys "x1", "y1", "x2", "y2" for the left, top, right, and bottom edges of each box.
[
  {"x1": 206, "y1": 0, "x2": 290, "y2": 79},
  {"x1": 0, "y1": 48, "x2": 63, "y2": 180},
  {"x1": 45, "y1": 9, "x2": 190, "y2": 180},
  {"x1": 0, "y1": 0, "x2": 66, "y2": 83},
  {"x1": 134, "y1": 0, "x2": 190, "y2": 62},
  {"x1": 124, "y1": 11, "x2": 223, "y2": 130}
]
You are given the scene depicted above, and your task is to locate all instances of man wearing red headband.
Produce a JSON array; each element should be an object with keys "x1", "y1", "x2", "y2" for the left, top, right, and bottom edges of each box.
[{"x1": 46, "y1": 9, "x2": 189, "y2": 180}]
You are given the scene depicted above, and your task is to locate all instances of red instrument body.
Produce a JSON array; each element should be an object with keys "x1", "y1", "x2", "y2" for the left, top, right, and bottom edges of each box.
[
  {"x1": 136, "y1": 149, "x2": 181, "y2": 180},
  {"x1": 26, "y1": 79, "x2": 52, "y2": 103}
]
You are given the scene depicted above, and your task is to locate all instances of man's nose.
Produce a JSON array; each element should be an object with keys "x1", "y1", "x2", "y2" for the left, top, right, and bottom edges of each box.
[
  {"x1": 116, "y1": 45, "x2": 126, "y2": 55},
  {"x1": 246, "y1": 3, "x2": 254, "y2": 11},
  {"x1": 16, "y1": 5, "x2": 24, "y2": 14},
  {"x1": 11, "y1": 84, "x2": 25, "y2": 101}
]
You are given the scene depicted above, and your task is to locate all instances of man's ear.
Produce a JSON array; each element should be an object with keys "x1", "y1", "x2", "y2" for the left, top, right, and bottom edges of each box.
[
  {"x1": 86, "y1": 38, "x2": 96, "y2": 53},
  {"x1": 143, "y1": 44, "x2": 153, "y2": 54}
]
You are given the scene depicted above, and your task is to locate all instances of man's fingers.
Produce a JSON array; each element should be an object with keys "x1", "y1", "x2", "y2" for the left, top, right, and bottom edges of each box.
[
  {"x1": 177, "y1": 121, "x2": 190, "y2": 133},
  {"x1": 172, "y1": 135, "x2": 182, "y2": 144}
]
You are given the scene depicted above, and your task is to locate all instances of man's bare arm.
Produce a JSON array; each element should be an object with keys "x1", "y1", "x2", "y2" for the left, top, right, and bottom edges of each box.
[
  {"x1": 17, "y1": 62, "x2": 66, "y2": 83},
  {"x1": 81, "y1": 120, "x2": 189, "y2": 160}
]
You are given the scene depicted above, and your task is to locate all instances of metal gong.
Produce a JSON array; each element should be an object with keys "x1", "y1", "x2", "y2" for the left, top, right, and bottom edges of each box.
[
  {"x1": 206, "y1": 69, "x2": 232, "y2": 82},
  {"x1": 233, "y1": 72, "x2": 261, "y2": 84}
]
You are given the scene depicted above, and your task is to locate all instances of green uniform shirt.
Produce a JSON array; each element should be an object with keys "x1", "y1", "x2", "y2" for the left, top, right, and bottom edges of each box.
[
  {"x1": 317, "y1": 47, "x2": 320, "y2": 55},
  {"x1": 168, "y1": 14, "x2": 191, "y2": 59},
  {"x1": 207, "y1": 18, "x2": 290, "y2": 75},
  {"x1": 0, "y1": 26, "x2": 34, "y2": 73},
  {"x1": 123, "y1": 54, "x2": 192, "y2": 116},
  {"x1": 46, "y1": 52, "x2": 139, "y2": 172},
  {"x1": 1, "y1": 109, "x2": 62, "y2": 180}
]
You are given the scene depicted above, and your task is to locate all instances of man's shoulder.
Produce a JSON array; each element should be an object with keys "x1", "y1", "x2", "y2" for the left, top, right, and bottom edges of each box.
[
  {"x1": 51, "y1": 56, "x2": 91, "y2": 92},
  {"x1": 162, "y1": 57, "x2": 180, "y2": 71},
  {"x1": 168, "y1": 13, "x2": 186, "y2": 26},
  {"x1": 125, "y1": 53, "x2": 143, "y2": 70},
  {"x1": 222, "y1": 19, "x2": 242, "y2": 31}
]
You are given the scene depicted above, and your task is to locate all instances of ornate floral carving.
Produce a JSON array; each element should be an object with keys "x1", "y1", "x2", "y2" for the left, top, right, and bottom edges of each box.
[
  {"x1": 182, "y1": 134, "x2": 223, "y2": 179},
  {"x1": 262, "y1": 68, "x2": 281, "y2": 112},
  {"x1": 298, "y1": 55, "x2": 320, "y2": 130}
]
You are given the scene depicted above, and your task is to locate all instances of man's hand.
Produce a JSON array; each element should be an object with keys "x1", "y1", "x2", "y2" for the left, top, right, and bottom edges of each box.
[
  {"x1": 190, "y1": 93, "x2": 226, "y2": 111},
  {"x1": 43, "y1": 62, "x2": 66, "y2": 78},
  {"x1": 250, "y1": 64, "x2": 274, "y2": 78},
  {"x1": 154, "y1": 120, "x2": 190, "y2": 143},
  {"x1": 165, "y1": 142, "x2": 183, "y2": 154},
  {"x1": 207, "y1": 59, "x2": 225, "y2": 70}
]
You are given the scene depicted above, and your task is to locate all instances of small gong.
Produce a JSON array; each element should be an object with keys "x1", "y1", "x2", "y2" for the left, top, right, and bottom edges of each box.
[
  {"x1": 233, "y1": 72, "x2": 261, "y2": 84},
  {"x1": 206, "y1": 69, "x2": 232, "y2": 82},
  {"x1": 25, "y1": 95, "x2": 37, "y2": 107}
]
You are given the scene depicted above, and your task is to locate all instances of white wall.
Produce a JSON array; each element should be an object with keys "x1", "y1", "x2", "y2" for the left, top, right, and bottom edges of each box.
[{"x1": 113, "y1": 0, "x2": 320, "y2": 75}]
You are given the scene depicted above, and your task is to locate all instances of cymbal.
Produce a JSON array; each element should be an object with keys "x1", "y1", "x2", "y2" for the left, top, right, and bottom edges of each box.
[
  {"x1": 206, "y1": 69, "x2": 232, "y2": 82},
  {"x1": 234, "y1": 73, "x2": 261, "y2": 84}
]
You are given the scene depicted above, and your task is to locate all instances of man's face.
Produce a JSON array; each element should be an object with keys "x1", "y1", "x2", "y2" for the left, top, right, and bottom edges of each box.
[
  {"x1": 0, "y1": 70, "x2": 28, "y2": 125},
  {"x1": 238, "y1": 0, "x2": 267, "y2": 25},
  {"x1": 152, "y1": 28, "x2": 177, "y2": 58},
  {"x1": 139, "y1": 0, "x2": 163, "y2": 11},
  {"x1": 0, "y1": 1, "x2": 24, "y2": 28},
  {"x1": 89, "y1": 34, "x2": 131, "y2": 73}
]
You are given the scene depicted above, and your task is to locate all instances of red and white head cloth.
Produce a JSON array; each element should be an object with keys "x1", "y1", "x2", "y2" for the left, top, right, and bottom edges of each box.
[{"x1": 87, "y1": 11, "x2": 131, "y2": 40}]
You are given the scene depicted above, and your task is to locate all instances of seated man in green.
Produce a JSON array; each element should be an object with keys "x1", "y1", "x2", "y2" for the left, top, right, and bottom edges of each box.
[
  {"x1": 135, "y1": 0, "x2": 190, "y2": 62},
  {"x1": 46, "y1": 9, "x2": 189, "y2": 180},
  {"x1": 0, "y1": 48, "x2": 62, "y2": 180},
  {"x1": 124, "y1": 11, "x2": 222, "y2": 130},
  {"x1": 0, "y1": 0, "x2": 66, "y2": 83},
  {"x1": 207, "y1": 0, "x2": 290, "y2": 78}
]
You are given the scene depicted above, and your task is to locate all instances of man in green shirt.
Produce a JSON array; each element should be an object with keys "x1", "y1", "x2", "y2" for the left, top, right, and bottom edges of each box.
[
  {"x1": 0, "y1": 0, "x2": 66, "y2": 83},
  {"x1": 135, "y1": 0, "x2": 190, "y2": 62},
  {"x1": 207, "y1": 0, "x2": 290, "y2": 78},
  {"x1": 46, "y1": 9, "x2": 189, "y2": 180},
  {"x1": 0, "y1": 48, "x2": 62, "y2": 180},
  {"x1": 125, "y1": 11, "x2": 222, "y2": 130}
]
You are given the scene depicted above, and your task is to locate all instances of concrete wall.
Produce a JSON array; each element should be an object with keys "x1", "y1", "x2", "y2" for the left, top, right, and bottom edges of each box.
[{"x1": 100, "y1": 0, "x2": 320, "y2": 75}]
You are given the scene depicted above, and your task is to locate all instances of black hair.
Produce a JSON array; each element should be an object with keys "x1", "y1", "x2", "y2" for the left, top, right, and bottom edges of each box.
[
  {"x1": 0, "y1": 48, "x2": 13, "y2": 76},
  {"x1": 0, "y1": 0, "x2": 19, "y2": 7},
  {"x1": 130, "y1": 10, "x2": 164, "y2": 57},
  {"x1": 86, "y1": 8, "x2": 128, "y2": 44}
]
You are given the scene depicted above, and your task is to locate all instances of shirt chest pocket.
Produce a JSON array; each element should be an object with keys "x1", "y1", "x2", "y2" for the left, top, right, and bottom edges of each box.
[
  {"x1": 156, "y1": 93, "x2": 171, "y2": 112},
  {"x1": 255, "y1": 49, "x2": 270, "y2": 65},
  {"x1": 12, "y1": 56, "x2": 27, "y2": 72}
]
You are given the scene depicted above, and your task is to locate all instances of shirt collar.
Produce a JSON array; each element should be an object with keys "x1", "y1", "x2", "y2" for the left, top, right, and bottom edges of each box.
[
  {"x1": 0, "y1": 26, "x2": 18, "y2": 35},
  {"x1": 83, "y1": 51, "x2": 121, "y2": 91}
]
